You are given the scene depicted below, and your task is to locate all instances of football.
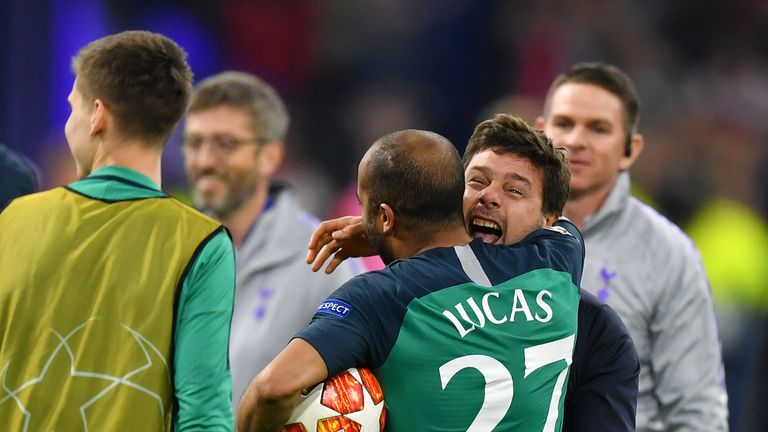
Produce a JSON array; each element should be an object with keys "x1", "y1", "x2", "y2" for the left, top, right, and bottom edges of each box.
[{"x1": 283, "y1": 367, "x2": 387, "y2": 432}]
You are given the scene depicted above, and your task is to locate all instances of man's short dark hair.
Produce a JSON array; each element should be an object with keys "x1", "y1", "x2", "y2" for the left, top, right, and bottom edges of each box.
[
  {"x1": 72, "y1": 30, "x2": 193, "y2": 143},
  {"x1": 464, "y1": 114, "x2": 570, "y2": 217},
  {"x1": 544, "y1": 62, "x2": 640, "y2": 156},
  {"x1": 365, "y1": 130, "x2": 465, "y2": 231},
  {"x1": 0, "y1": 144, "x2": 38, "y2": 210}
]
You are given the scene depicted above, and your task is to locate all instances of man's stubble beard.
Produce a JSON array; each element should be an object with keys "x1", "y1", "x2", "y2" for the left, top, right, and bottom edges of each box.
[
  {"x1": 362, "y1": 212, "x2": 396, "y2": 265},
  {"x1": 196, "y1": 177, "x2": 260, "y2": 221}
]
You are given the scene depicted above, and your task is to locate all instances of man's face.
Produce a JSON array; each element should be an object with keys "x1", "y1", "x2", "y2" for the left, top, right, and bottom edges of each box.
[
  {"x1": 463, "y1": 149, "x2": 549, "y2": 245},
  {"x1": 183, "y1": 105, "x2": 264, "y2": 219},
  {"x1": 64, "y1": 79, "x2": 95, "y2": 179},
  {"x1": 541, "y1": 82, "x2": 629, "y2": 199}
]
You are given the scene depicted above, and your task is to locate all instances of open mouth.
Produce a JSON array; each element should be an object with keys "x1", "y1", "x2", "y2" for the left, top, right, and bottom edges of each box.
[{"x1": 469, "y1": 218, "x2": 503, "y2": 244}]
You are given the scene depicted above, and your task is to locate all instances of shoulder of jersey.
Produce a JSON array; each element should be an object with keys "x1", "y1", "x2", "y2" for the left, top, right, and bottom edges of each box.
[{"x1": 542, "y1": 225, "x2": 572, "y2": 237}]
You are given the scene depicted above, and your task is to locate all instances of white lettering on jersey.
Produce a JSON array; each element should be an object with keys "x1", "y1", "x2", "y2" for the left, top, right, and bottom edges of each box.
[
  {"x1": 535, "y1": 290, "x2": 553, "y2": 322},
  {"x1": 510, "y1": 290, "x2": 534, "y2": 322},
  {"x1": 442, "y1": 289, "x2": 555, "y2": 338},
  {"x1": 482, "y1": 292, "x2": 507, "y2": 325}
]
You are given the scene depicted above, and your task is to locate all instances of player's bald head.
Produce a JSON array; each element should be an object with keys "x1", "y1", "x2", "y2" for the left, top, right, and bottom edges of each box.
[
  {"x1": 364, "y1": 129, "x2": 458, "y2": 171},
  {"x1": 359, "y1": 129, "x2": 464, "y2": 230}
]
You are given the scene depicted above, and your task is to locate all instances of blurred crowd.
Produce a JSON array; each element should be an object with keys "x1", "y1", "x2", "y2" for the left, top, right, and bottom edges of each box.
[{"x1": 2, "y1": 0, "x2": 767, "y2": 429}]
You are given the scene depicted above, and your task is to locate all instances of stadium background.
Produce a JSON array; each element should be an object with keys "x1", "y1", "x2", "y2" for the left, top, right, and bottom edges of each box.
[{"x1": 1, "y1": 0, "x2": 767, "y2": 429}]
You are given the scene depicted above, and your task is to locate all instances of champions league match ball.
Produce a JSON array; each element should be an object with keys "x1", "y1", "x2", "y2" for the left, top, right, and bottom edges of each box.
[{"x1": 283, "y1": 367, "x2": 387, "y2": 432}]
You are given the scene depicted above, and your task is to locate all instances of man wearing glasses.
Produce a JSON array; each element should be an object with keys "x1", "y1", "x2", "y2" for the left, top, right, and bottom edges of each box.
[{"x1": 182, "y1": 71, "x2": 362, "y2": 412}]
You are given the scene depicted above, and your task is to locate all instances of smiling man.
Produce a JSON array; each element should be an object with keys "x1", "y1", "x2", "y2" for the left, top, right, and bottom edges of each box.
[
  {"x1": 182, "y1": 71, "x2": 361, "y2": 412},
  {"x1": 462, "y1": 128, "x2": 563, "y2": 246},
  {"x1": 537, "y1": 63, "x2": 727, "y2": 431},
  {"x1": 466, "y1": 112, "x2": 639, "y2": 432}
]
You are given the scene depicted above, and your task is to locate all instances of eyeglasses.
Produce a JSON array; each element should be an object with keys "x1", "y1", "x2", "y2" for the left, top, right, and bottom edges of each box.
[{"x1": 181, "y1": 135, "x2": 265, "y2": 157}]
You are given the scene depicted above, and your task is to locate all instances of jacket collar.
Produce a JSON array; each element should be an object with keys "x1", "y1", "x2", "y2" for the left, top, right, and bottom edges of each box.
[
  {"x1": 236, "y1": 182, "x2": 316, "y2": 273},
  {"x1": 583, "y1": 171, "x2": 631, "y2": 232},
  {"x1": 67, "y1": 165, "x2": 166, "y2": 200}
]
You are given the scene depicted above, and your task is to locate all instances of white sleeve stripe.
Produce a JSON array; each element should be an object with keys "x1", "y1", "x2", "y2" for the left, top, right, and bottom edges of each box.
[{"x1": 454, "y1": 244, "x2": 492, "y2": 287}]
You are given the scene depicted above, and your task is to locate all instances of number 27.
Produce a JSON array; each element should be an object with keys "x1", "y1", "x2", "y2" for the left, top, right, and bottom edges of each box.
[{"x1": 439, "y1": 334, "x2": 575, "y2": 432}]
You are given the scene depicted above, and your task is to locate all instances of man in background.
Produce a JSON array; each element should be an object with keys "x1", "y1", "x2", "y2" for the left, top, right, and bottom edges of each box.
[
  {"x1": 0, "y1": 31, "x2": 234, "y2": 430},
  {"x1": 0, "y1": 143, "x2": 38, "y2": 209},
  {"x1": 537, "y1": 62, "x2": 728, "y2": 431},
  {"x1": 182, "y1": 71, "x2": 361, "y2": 411}
]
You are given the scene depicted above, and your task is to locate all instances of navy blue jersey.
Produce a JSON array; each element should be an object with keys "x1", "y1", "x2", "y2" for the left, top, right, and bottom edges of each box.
[
  {"x1": 297, "y1": 219, "x2": 583, "y2": 431},
  {"x1": 564, "y1": 290, "x2": 639, "y2": 431}
]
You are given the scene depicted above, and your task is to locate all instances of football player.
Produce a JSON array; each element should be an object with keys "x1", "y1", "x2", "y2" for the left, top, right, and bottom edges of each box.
[{"x1": 238, "y1": 116, "x2": 583, "y2": 431}]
